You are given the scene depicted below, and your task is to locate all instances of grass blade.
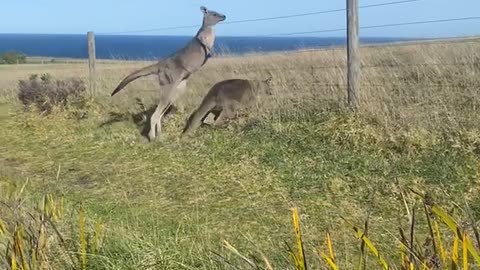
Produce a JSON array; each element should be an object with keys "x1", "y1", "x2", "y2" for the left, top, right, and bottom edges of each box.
[
  {"x1": 223, "y1": 240, "x2": 256, "y2": 268},
  {"x1": 433, "y1": 221, "x2": 447, "y2": 266},
  {"x1": 362, "y1": 217, "x2": 369, "y2": 270},
  {"x1": 430, "y1": 205, "x2": 458, "y2": 235},
  {"x1": 79, "y1": 206, "x2": 87, "y2": 270},
  {"x1": 423, "y1": 203, "x2": 437, "y2": 256},
  {"x1": 357, "y1": 216, "x2": 370, "y2": 270},
  {"x1": 210, "y1": 250, "x2": 241, "y2": 270},
  {"x1": 451, "y1": 233, "x2": 459, "y2": 270},
  {"x1": 11, "y1": 240, "x2": 17, "y2": 270},
  {"x1": 318, "y1": 229, "x2": 338, "y2": 270},
  {"x1": 326, "y1": 230, "x2": 336, "y2": 264},
  {"x1": 429, "y1": 204, "x2": 480, "y2": 264},
  {"x1": 399, "y1": 187, "x2": 412, "y2": 224},
  {"x1": 32, "y1": 225, "x2": 41, "y2": 270},
  {"x1": 261, "y1": 254, "x2": 274, "y2": 270},
  {"x1": 291, "y1": 207, "x2": 307, "y2": 270},
  {"x1": 318, "y1": 250, "x2": 339, "y2": 270},
  {"x1": 343, "y1": 219, "x2": 389, "y2": 270},
  {"x1": 463, "y1": 232, "x2": 468, "y2": 270},
  {"x1": 287, "y1": 243, "x2": 301, "y2": 270},
  {"x1": 45, "y1": 216, "x2": 77, "y2": 269},
  {"x1": 358, "y1": 253, "x2": 364, "y2": 270},
  {"x1": 91, "y1": 219, "x2": 103, "y2": 255},
  {"x1": 410, "y1": 208, "x2": 416, "y2": 268},
  {"x1": 464, "y1": 200, "x2": 480, "y2": 250},
  {"x1": 35, "y1": 198, "x2": 47, "y2": 270},
  {"x1": 14, "y1": 225, "x2": 29, "y2": 270},
  {"x1": 399, "y1": 241, "x2": 409, "y2": 270},
  {"x1": 30, "y1": 249, "x2": 37, "y2": 270},
  {"x1": 399, "y1": 228, "x2": 414, "y2": 268},
  {"x1": 0, "y1": 217, "x2": 5, "y2": 236}
]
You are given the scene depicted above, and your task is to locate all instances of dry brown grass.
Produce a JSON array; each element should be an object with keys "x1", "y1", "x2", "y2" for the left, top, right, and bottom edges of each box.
[{"x1": 1, "y1": 38, "x2": 479, "y2": 132}]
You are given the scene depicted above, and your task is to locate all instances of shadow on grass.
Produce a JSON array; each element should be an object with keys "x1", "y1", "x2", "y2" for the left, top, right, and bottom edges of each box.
[{"x1": 99, "y1": 101, "x2": 178, "y2": 138}]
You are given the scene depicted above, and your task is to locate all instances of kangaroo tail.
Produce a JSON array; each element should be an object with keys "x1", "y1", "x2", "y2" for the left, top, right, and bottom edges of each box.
[
  {"x1": 182, "y1": 99, "x2": 216, "y2": 136},
  {"x1": 111, "y1": 63, "x2": 159, "y2": 96}
]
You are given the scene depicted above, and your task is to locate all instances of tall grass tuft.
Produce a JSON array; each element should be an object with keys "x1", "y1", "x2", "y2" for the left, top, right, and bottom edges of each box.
[
  {"x1": 1, "y1": 180, "x2": 105, "y2": 270},
  {"x1": 224, "y1": 190, "x2": 480, "y2": 270}
]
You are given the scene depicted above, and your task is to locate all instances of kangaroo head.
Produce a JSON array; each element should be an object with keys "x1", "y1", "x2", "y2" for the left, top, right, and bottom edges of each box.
[{"x1": 201, "y1": 6, "x2": 226, "y2": 27}]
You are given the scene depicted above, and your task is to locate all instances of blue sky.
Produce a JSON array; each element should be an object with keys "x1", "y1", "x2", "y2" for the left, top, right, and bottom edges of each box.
[{"x1": 1, "y1": 0, "x2": 479, "y2": 38}]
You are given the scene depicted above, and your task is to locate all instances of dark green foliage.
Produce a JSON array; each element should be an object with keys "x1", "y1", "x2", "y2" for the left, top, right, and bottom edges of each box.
[{"x1": 1, "y1": 51, "x2": 27, "y2": 64}]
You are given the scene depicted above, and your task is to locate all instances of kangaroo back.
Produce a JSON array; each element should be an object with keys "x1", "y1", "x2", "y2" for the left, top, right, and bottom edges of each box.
[{"x1": 111, "y1": 63, "x2": 159, "y2": 96}]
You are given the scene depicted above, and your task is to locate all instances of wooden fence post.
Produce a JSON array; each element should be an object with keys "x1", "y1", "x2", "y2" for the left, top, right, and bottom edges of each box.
[
  {"x1": 347, "y1": 0, "x2": 360, "y2": 108},
  {"x1": 87, "y1": 31, "x2": 96, "y2": 94}
]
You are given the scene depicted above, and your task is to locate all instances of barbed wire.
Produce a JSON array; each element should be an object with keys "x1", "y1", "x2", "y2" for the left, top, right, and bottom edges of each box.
[
  {"x1": 100, "y1": 0, "x2": 421, "y2": 35},
  {"x1": 131, "y1": 82, "x2": 480, "y2": 92},
  {"x1": 192, "y1": 62, "x2": 479, "y2": 73},
  {"x1": 223, "y1": 0, "x2": 421, "y2": 25},
  {"x1": 264, "y1": 16, "x2": 480, "y2": 36},
  {"x1": 312, "y1": 82, "x2": 480, "y2": 86}
]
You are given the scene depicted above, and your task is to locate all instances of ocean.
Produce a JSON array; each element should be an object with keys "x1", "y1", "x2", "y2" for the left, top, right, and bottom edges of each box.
[{"x1": 0, "y1": 34, "x2": 408, "y2": 60}]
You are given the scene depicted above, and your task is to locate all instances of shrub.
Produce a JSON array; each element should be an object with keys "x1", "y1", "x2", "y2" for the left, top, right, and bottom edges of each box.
[
  {"x1": 1, "y1": 50, "x2": 27, "y2": 64},
  {"x1": 18, "y1": 73, "x2": 86, "y2": 114}
]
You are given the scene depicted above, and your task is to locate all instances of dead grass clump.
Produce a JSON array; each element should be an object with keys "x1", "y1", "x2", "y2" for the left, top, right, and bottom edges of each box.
[{"x1": 18, "y1": 73, "x2": 86, "y2": 114}]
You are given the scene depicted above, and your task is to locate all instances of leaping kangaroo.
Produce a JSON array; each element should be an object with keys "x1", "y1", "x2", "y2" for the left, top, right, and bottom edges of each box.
[{"x1": 111, "y1": 6, "x2": 226, "y2": 141}]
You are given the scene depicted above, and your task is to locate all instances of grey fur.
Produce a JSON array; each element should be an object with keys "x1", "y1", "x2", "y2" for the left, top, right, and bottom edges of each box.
[
  {"x1": 182, "y1": 78, "x2": 274, "y2": 136},
  {"x1": 111, "y1": 6, "x2": 226, "y2": 140}
]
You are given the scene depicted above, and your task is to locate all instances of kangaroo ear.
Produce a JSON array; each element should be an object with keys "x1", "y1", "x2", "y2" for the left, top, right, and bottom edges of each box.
[{"x1": 200, "y1": 6, "x2": 208, "y2": 14}]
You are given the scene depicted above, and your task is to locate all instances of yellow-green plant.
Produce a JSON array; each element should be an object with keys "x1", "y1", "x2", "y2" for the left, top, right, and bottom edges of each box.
[
  {"x1": 266, "y1": 191, "x2": 480, "y2": 270},
  {"x1": 2, "y1": 191, "x2": 105, "y2": 270},
  {"x1": 345, "y1": 219, "x2": 389, "y2": 270},
  {"x1": 288, "y1": 207, "x2": 307, "y2": 270},
  {"x1": 317, "y1": 231, "x2": 338, "y2": 270}
]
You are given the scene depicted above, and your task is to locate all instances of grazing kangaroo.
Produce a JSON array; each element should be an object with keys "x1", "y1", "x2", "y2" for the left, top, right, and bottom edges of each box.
[
  {"x1": 111, "y1": 6, "x2": 226, "y2": 140},
  {"x1": 182, "y1": 78, "x2": 274, "y2": 136}
]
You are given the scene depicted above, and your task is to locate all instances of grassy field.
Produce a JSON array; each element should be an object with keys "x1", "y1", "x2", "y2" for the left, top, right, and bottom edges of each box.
[{"x1": 1, "y1": 39, "x2": 480, "y2": 269}]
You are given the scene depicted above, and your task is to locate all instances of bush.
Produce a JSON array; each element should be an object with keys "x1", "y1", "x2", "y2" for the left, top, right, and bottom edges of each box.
[
  {"x1": 1, "y1": 50, "x2": 27, "y2": 64},
  {"x1": 18, "y1": 73, "x2": 86, "y2": 114}
]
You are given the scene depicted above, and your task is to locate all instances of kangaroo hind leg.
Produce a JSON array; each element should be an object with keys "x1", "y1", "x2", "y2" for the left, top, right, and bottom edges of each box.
[
  {"x1": 148, "y1": 81, "x2": 180, "y2": 141},
  {"x1": 182, "y1": 100, "x2": 216, "y2": 136}
]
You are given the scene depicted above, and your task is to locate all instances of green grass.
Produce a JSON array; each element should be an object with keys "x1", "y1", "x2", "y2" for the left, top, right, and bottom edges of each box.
[
  {"x1": 1, "y1": 99, "x2": 479, "y2": 269},
  {"x1": 1, "y1": 39, "x2": 480, "y2": 269}
]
